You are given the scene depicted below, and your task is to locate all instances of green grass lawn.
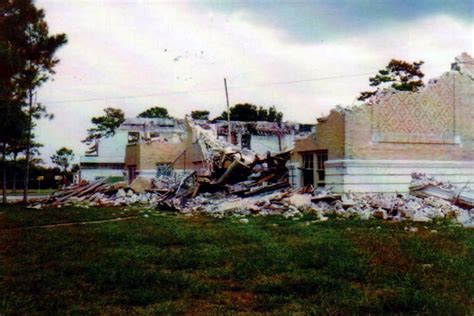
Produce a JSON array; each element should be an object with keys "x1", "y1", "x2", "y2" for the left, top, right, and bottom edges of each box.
[{"x1": 1, "y1": 205, "x2": 473, "y2": 314}]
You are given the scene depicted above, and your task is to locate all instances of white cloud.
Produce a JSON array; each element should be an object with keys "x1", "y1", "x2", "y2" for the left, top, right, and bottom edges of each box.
[{"x1": 35, "y1": 1, "x2": 473, "y2": 164}]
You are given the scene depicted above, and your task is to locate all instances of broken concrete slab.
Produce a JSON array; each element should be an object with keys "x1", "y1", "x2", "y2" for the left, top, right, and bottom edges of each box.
[{"x1": 129, "y1": 176, "x2": 154, "y2": 193}]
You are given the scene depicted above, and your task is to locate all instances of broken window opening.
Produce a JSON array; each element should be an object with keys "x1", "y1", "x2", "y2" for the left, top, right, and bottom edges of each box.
[
  {"x1": 316, "y1": 150, "x2": 328, "y2": 187},
  {"x1": 231, "y1": 132, "x2": 238, "y2": 145},
  {"x1": 156, "y1": 163, "x2": 172, "y2": 177},
  {"x1": 128, "y1": 132, "x2": 140, "y2": 143},
  {"x1": 302, "y1": 153, "x2": 314, "y2": 187},
  {"x1": 241, "y1": 134, "x2": 251, "y2": 149}
]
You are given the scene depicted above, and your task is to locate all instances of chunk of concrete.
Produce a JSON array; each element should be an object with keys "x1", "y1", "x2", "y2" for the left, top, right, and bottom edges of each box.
[{"x1": 129, "y1": 176, "x2": 153, "y2": 193}]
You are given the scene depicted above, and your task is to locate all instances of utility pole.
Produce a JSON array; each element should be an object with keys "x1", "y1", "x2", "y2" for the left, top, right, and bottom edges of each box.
[{"x1": 224, "y1": 78, "x2": 231, "y2": 143}]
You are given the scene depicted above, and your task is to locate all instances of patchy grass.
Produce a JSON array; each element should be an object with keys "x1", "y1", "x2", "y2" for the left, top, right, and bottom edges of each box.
[{"x1": 0, "y1": 205, "x2": 472, "y2": 314}]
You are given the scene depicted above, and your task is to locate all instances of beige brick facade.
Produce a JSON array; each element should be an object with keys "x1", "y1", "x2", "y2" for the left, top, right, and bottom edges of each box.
[
  {"x1": 125, "y1": 123, "x2": 204, "y2": 180},
  {"x1": 345, "y1": 72, "x2": 473, "y2": 161},
  {"x1": 291, "y1": 55, "x2": 474, "y2": 192}
]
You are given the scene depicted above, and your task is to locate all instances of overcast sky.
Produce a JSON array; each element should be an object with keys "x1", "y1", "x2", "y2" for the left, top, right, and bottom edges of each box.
[{"x1": 35, "y1": 0, "x2": 473, "y2": 164}]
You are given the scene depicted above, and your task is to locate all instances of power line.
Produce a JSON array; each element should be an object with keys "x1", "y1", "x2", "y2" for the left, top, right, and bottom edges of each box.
[
  {"x1": 233, "y1": 72, "x2": 374, "y2": 88},
  {"x1": 41, "y1": 71, "x2": 375, "y2": 105}
]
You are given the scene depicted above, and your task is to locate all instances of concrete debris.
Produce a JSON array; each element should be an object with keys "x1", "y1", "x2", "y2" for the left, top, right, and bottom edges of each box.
[
  {"x1": 410, "y1": 172, "x2": 473, "y2": 209},
  {"x1": 33, "y1": 164, "x2": 473, "y2": 228},
  {"x1": 129, "y1": 176, "x2": 154, "y2": 193},
  {"x1": 147, "y1": 174, "x2": 472, "y2": 227},
  {"x1": 153, "y1": 176, "x2": 175, "y2": 191}
]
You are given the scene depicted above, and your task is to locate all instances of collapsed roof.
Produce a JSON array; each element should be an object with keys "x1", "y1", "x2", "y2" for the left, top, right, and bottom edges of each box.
[{"x1": 214, "y1": 120, "x2": 312, "y2": 136}]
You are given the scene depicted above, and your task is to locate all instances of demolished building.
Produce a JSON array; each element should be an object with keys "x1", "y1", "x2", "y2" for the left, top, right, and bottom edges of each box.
[
  {"x1": 124, "y1": 118, "x2": 312, "y2": 183},
  {"x1": 288, "y1": 53, "x2": 474, "y2": 193},
  {"x1": 124, "y1": 117, "x2": 205, "y2": 182},
  {"x1": 79, "y1": 117, "x2": 186, "y2": 182},
  {"x1": 214, "y1": 121, "x2": 313, "y2": 155},
  {"x1": 80, "y1": 115, "x2": 311, "y2": 184},
  {"x1": 79, "y1": 129, "x2": 128, "y2": 182}
]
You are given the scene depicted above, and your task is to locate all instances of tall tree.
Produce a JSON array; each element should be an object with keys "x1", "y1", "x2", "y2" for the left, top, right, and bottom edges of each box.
[
  {"x1": 0, "y1": 104, "x2": 27, "y2": 203},
  {"x1": 216, "y1": 103, "x2": 283, "y2": 122},
  {"x1": 358, "y1": 59, "x2": 425, "y2": 101},
  {"x1": 191, "y1": 110, "x2": 210, "y2": 120},
  {"x1": 0, "y1": 2, "x2": 25, "y2": 203},
  {"x1": 0, "y1": 0, "x2": 67, "y2": 203},
  {"x1": 82, "y1": 107, "x2": 125, "y2": 146},
  {"x1": 137, "y1": 106, "x2": 171, "y2": 119},
  {"x1": 51, "y1": 147, "x2": 74, "y2": 184}
]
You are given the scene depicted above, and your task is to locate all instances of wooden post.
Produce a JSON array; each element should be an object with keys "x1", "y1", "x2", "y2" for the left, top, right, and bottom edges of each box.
[{"x1": 224, "y1": 78, "x2": 231, "y2": 143}]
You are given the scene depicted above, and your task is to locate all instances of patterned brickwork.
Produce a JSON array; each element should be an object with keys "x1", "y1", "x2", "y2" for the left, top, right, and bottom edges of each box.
[
  {"x1": 373, "y1": 73, "x2": 455, "y2": 144},
  {"x1": 343, "y1": 71, "x2": 473, "y2": 162}
]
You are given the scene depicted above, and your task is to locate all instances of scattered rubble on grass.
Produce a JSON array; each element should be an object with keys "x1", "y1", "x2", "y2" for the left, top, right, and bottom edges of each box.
[
  {"x1": 409, "y1": 172, "x2": 474, "y2": 210},
  {"x1": 30, "y1": 144, "x2": 473, "y2": 228}
]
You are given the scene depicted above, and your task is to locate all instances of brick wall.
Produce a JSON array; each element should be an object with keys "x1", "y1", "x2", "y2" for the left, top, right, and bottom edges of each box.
[
  {"x1": 345, "y1": 71, "x2": 473, "y2": 161},
  {"x1": 315, "y1": 110, "x2": 345, "y2": 160},
  {"x1": 125, "y1": 143, "x2": 139, "y2": 167},
  {"x1": 125, "y1": 123, "x2": 204, "y2": 173},
  {"x1": 289, "y1": 109, "x2": 345, "y2": 187},
  {"x1": 291, "y1": 109, "x2": 345, "y2": 159}
]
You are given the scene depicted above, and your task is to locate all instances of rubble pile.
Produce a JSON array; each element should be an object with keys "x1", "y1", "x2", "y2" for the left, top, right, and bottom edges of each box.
[
  {"x1": 42, "y1": 178, "x2": 164, "y2": 208},
  {"x1": 156, "y1": 150, "x2": 292, "y2": 210},
  {"x1": 154, "y1": 177, "x2": 473, "y2": 227},
  {"x1": 34, "y1": 118, "x2": 473, "y2": 228},
  {"x1": 409, "y1": 172, "x2": 474, "y2": 209},
  {"x1": 33, "y1": 172, "x2": 473, "y2": 226},
  {"x1": 38, "y1": 132, "x2": 293, "y2": 210}
]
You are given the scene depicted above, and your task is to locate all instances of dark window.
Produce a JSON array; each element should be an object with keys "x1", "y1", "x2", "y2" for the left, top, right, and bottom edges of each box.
[
  {"x1": 302, "y1": 153, "x2": 314, "y2": 169},
  {"x1": 231, "y1": 132, "x2": 238, "y2": 145},
  {"x1": 315, "y1": 151, "x2": 328, "y2": 187},
  {"x1": 156, "y1": 163, "x2": 172, "y2": 177},
  {"x1": 128, "y1": 132, "x2": 140, "y2": 143},
  {"x1": 241, "y1": 134, "x2": 251, "y2": 149},
  {"x1": 302, "y1": 153, "x2": 314, "y2": 187},
  {"x1": 128, "y1": 165, "x2": 137, "y2": 183}
]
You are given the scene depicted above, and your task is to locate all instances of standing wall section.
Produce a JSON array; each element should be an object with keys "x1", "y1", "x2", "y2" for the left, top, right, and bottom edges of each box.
[{"x1": 326, "y1": 71, "x2": 474, "y2": 193}]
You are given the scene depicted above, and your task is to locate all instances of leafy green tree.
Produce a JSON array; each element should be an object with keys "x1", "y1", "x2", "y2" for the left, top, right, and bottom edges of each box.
[
  {"x1": 216, "y1": 103, "x2": 283, "y2": 122},
  {"x1": 191, "y1": 110, "x2": 210, "y2": 120},
  {"x1": 256, "y1": 106, "x2": 268, "y2": 121},
  {"x1": 267, "y1": 105, "x2": 283, "y2": 122},
  {"x1": 83, "y1": 107, "x2": 125, "y2": 145},
  {"x1": 137, "y1": 106, "x2": 171, "y2": 119},
  {"x1": 358, "y1": 59, "x2": 425, "y2": 101},
  {"x1": 0, "y1": 0, "x2": 67, "y2": 203},
  {"x1": 51, "y1": 147, "x2": 74, "y2": 174}
]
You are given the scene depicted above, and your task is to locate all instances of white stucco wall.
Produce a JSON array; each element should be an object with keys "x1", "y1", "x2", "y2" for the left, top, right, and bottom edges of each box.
[
  {"x1": 81, "y1": 131, "x2": 128, "y2": 164},
  {"x1": 250, "y1": 134, "x2": 295, "y2": 155},
  {"x1": 80, "y1": 131, "x2": 129, "y2": 181},
  {"x1": 80, "y1": 169, "x2": 125, "y2": 182},
  {"x1": 325, "y1": 159, "x2": 474, "y2": 193}
]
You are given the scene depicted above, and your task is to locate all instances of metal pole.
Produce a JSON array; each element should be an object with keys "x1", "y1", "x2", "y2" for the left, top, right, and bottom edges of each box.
[
  {"x1": 183, "y1": 150, "x2": 186, "y2": 173},
  {"x1": 224, "y1": 78, "x2": 231, "y2": 143}
]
